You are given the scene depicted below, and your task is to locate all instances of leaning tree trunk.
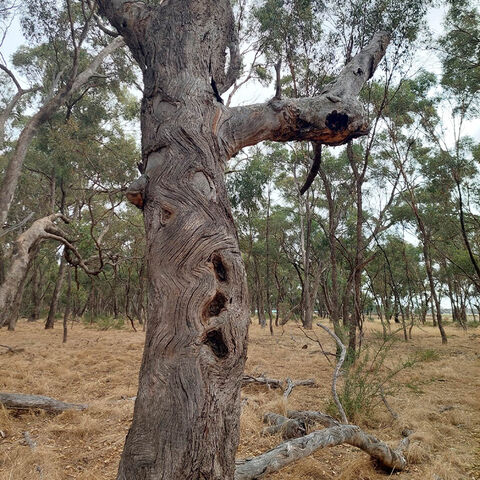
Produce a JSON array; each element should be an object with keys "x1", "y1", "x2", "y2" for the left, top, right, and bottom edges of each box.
[
  {"x1": 0, "y1": 214, "x2": 68, "y2": 328},
  {"x1": 98, "y1": 2, "x2": 388, "y2": 478}
]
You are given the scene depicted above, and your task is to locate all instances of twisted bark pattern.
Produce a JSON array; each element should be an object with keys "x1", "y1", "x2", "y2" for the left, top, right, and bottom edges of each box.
[{"x1": 95, "y1": 2, "x2": 390, "y2": 479}]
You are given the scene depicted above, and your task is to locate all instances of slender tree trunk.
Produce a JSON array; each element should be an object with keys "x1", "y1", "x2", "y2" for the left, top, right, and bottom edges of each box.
[
  {"x1": 29, "y1": 259, "x2": 42, "y2": 321},
  {"x1": 45, "y1": 257, "x2": 66, "y2": 329},
  {"x1": 318, "y1": 159, "x2": 342, "y2": 339},
  {"x1": 7, "y1": 266, "x2": 30, "y2": 331},
  {"x1": 265, "y1": 187, "x2": 274, "y2": 335},
  {"x1": 423, "y1": 244, "x2": 446, "y2": 342},
  {"x1": 63, "y1": 267, "x2": 71, "y2": 343}
]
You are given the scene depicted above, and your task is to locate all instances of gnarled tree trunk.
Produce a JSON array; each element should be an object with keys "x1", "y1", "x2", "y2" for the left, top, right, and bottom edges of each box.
[{"x1": 98, "y1": 2, "x2": 388, "y2": 478}]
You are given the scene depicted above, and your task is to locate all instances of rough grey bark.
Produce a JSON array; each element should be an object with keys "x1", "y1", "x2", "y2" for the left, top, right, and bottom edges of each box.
[
  {"x1": 97, "y1": 2, "x2": 389, "y2": 478},
  {"x1": 0, "y1": 393, "x2": 87, "y2": 412}
]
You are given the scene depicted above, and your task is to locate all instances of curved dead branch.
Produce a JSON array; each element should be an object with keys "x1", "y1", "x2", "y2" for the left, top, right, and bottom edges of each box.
[
  {"x1": 317, "y1": 322, "x2": 348, "y2": 424},
  {"x1": 235, "y1": 424, "x2": 410, "y2": 479}
]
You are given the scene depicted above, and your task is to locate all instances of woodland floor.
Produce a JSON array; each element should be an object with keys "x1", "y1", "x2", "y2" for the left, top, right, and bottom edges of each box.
[{"x1": 0, "y1": 318, "x2": 479, "y2": 480}]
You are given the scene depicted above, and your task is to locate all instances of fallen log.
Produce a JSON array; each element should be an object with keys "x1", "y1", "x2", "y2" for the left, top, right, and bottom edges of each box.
[
  {"x1": 263, "y1": 413, "x2": 306, "y2": 440},
  {"x1": 286, "y1": 410, "x2": 340, "y2": 428},
  {"x1": 242, "y1": 375, "x2": 283, "y2": 389},
  {"x1": 0, "y1": 393, "x2": 87, "y2": 413},
  {"x1": 0, "y1": 344, "x2": 24, "y2": 354},
  {"x1": 235, "y1": 424, "x2": 410, "y2": 479}
]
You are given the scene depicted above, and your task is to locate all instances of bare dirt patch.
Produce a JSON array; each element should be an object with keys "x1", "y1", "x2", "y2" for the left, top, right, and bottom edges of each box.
[{"x1": 0, "y1": 320, "x2": 479, "y2": 479}]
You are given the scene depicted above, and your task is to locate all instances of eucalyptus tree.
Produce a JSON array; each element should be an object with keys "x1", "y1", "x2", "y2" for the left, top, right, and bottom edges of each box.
[
  {"x1": 0, "y1": 65, "x2": 140, "y2": 328},
  {"x1": 440, "y1": 0, "x2": 480, "y2": 109},
  {"x1": 228, "y1": 148, "x2": 273, "y2": 328},
  {"x1": 95, "y1": 0, "x2": 390, "y2": 477},
  {"x1": 0, "y1": 0, "x2": 127, "y2": 229}
]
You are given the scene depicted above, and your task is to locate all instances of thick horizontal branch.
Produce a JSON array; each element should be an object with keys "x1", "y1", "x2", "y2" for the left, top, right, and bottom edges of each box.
[
  {"x1": 235, "y1": 423, "x2": 409, "y2": 479},
  {"x1": 220, "y1": 32, "x2": 389, "y2": 157},
  {"x1": 0, "y1": 393, "x2": 87, "y2": 413}
]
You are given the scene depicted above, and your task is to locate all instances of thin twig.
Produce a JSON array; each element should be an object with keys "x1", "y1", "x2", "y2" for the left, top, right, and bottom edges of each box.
[
  {"x1": 379, "y1": 386, "x2": 398, "y2": 420},
  {"x1": 23, "y1": 431, "x2": 36, "y2": 450}
]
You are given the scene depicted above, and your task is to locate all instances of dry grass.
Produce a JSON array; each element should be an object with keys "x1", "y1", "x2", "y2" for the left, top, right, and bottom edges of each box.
[{"x1": 0, "y1": 319, "x2": 479, "y2": 480}]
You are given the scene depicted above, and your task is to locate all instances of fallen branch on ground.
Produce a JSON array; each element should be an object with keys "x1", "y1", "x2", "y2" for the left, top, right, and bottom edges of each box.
[
  {"x1": 242, "y1": 375, "x2": 316, "y2": 394},
  {"x1": 263, "y1": 413, "x2": 306, "y2": 439},
  {"x1": 0, "y1": 393, "x2": 87, "y2": 413},
  {"x1": 0, "y1": 344, "x2": 24, "y2": 353},
  {"x1": 235, "y1": 422, "x2": 411, "y2": 479},
  {"x1": 242, "y1": 375, "x2": 283, "y2": 389},
  {"x1": 283, "y1": 378, "x2": 315, "y2": 399},
  {"x1": 22, "y1": 431, "x2": 36, "y2": 450}
]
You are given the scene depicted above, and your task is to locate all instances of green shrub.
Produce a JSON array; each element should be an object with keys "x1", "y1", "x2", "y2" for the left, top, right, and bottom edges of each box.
[
  {"x1": 415, "y1": 348, "x2": 440, "y2": 362},
  {"x1": 326, "y1": 335, "x2": 416, "y2": 422}
]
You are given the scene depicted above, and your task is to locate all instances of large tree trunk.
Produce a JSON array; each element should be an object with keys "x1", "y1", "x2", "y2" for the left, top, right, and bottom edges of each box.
[{"x1": 97, "y1": 2, "x2": 388, "y2": 477}]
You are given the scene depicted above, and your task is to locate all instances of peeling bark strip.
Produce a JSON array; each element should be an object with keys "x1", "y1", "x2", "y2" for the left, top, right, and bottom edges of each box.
[
  {"x1": 0, "y1": 393, "x2": 87, "y2": 413},
  {"x1": 235, "y1": 425, "x2": 409, "y2": 479},
  {"x1": 96, "y1": 1, "x2": 389, "y2": 478}
]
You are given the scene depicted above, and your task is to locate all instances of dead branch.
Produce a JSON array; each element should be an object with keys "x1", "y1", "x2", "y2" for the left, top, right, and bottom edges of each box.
[
  {"x1": 379, "y1": 386, "x2": 399, "y2": 420},
  {"x1": 235, "y1": 424, "x2": 410, "y2": 479},
  {"x1": 0, "y1": 344, "x2": 24, "y2": 354},
  {"x1": 317, "y1": 322, "x2": 348, "y2": 424},
  {"x1": 283, "y1": 378, "x2": 315, "y2": 399},
  {"x1": 0, "y1": 393, "x2": 87, "y2": 413},
  {"x1": 22, "y1": 431, "x2": 36, "y2": 450},
  {"x1": 242, "y1": 375, "x2": 283, "y2": 389},
  {"x1": 263, "y1": 413, "x2": 305, "y2": 440}
]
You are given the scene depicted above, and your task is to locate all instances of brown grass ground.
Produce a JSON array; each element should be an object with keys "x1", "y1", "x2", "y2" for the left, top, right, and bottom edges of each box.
[{"x1": 0, "y1": 319, "x2": 479, "y2": 480}]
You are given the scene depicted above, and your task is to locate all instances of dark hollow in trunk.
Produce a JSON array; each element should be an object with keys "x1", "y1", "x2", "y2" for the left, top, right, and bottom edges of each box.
[{"x1": 97, "y1": 1, "x2": 389, "y2": 478}]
